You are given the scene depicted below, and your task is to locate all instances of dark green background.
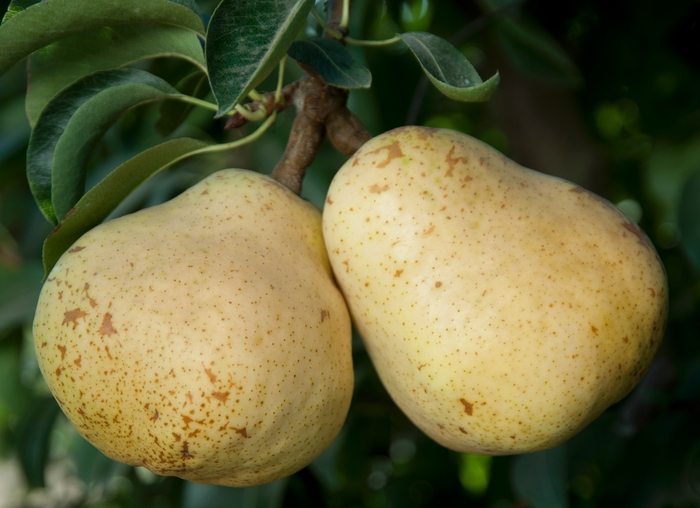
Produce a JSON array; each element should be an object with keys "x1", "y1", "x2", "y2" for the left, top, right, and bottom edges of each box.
[{"x1": 0, "y1": 0, "x2": 699, "y2": 507}]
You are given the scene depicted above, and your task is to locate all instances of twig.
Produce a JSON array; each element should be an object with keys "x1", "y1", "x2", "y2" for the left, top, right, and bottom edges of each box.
[
  {"x1": 224, "y1": 81, "x2": 300, "y2": 130},
  {"x1": 269, "y1": 0, "x2": 371, "y2": 195}
]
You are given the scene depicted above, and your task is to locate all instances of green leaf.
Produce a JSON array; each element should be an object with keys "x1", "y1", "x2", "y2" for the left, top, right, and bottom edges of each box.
[
  {"x1": 0, "y1": 0, "x2": 205, "y2": 78},
  {"x1": 494, "y1": 17, "x2": 582, "y2": 87},
  {"x1": 399, "y1": 32, "x2": 499, "y2": 102},
  {"x1": 51, "y1": 83, "x2": 184, "y2": 221},
  {"x1": 169, "y1": 0, "x2": 201, "y2": 16},
  {"x1": 42, "y1": 137, "x2": 211, "y2": 277},
  {"x1": 156, "y1": 71, "x2": 209, "y2": 137},
  {"x1": 1, "y1": 0, "x2": 40, "y2": 25},
  {"x1": 288, "y1": 38, "x2": 372, "y2": 89},
  {"x1": 679, "y1": 169, "x2": 700, "y2": 272},
  {"x1": 0, "y1": 261, "x2": 44, "y2": 331},
  {"x1": 27, "y1": 68, "x2": 177, "y2": 225},
  {"x1": 16, "y1": 396, "x2": 61, "y2": 488},
  {"x1": 206, "y1": 0, "x2": 315, "y2": 116},
  {"x1": 26, "y1": 23, "x2": 206, "y2": 126},
  {"x1": 511, "y1": 445, "x2": 569, "y2": 508}
]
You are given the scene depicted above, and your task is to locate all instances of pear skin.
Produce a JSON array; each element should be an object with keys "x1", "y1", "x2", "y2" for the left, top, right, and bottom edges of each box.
[
  {"x1": 34, "y1": 170, "x2": 353, "y2": 486},
  {"x1": 322, "y1": 126, "x2": 667, "y2": 455}
]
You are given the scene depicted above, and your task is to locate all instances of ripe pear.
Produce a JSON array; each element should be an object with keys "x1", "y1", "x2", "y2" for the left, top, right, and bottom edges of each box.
[
  {"x1": 322, "y1": 126, "x2": 667, "y2": 455},
  {"x1": 33, "y1": 170, "x2": 353, "y2": 486}
]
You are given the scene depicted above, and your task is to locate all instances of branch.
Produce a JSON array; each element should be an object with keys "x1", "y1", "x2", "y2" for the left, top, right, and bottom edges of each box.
[
  {"x1": 224, "y1": 81, "x2": 300, "y2": 130},
  {"x1": 267, "y1": 0, "x2": 372, "y2": 195}
]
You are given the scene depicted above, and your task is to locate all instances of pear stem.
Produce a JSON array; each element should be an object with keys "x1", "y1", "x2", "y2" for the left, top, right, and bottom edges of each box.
[{"x1": 269, "y1": 0, "x2": 371, "y2": 195}]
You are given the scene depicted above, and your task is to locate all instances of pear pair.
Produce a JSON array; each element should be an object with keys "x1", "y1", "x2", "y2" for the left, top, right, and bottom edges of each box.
[{"x1": 34, "y1": 126, "x2": 667, "y2": 487}]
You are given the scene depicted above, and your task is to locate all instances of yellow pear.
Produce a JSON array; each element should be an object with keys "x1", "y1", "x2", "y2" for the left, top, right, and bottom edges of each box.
[
  {"x1": 33, "y1": 170, "x2": 353, "y2": 486},
  {"x1": 322, "y1": 126, "x2": 667, "y2": 455}
]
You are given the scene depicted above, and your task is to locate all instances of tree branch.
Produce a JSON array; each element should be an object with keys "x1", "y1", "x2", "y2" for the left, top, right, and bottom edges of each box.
[{"x1": 267, "y1": 0, "x2": 372, "y2": 195}]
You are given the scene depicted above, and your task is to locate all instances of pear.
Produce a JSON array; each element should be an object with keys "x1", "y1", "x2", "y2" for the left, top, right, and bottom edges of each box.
[
  {"x1": 33, "y1": 170, "x2": 353, "y2": 486},
  {"x1": 322, "y1": 126, "x2": 667, "y2": 455}
]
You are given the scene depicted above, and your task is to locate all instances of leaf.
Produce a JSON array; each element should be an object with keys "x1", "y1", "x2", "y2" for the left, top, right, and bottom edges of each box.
[
  {"x1": 1, "y1": 0, "x2": 40, "y2": 25},
  {"x1": 156, "y1": 71, "x2": 209, "y2": 137},
  {"x1": 27, "y1": 68, "x2": 178, "y2": 224},
  {"x1": 0, "y1": 261, "x2": 44, "y2": 330},
  {"x1": 679, "y1": 169, "x2": 700, "y2": 272},
  {"x1": 0, "y1": 0, "x2": 205, "y2": 78},
  {"x1": 51, "y1": 83, "x2": 184, "y2": 221},
  {"x1": 26, "y1": 23, "x2": 206, "y2": 126},
  {"x1": 494, "y1": 17, "x2": 582, "y2": 87},
  {"x1": 511, "y1": 445, "x2": 569, "y2": 508},
  {"x1": 399, "y1": 32, "x2": 500, "y2": 102},
  {"x1": 206, "y1": 0, "x2": 315, "y2": 116},
  {"x1": 16, "y1": 396, "x2": 61, "y2": 488},
  {"x1": 169, "y1": 0, "x2": 201, "y2": 15},
  {"x1": 288, "y1": 38, "x2": 372, "y2": 89},
  {"x1": 42, "y1": 137, "x2": 211, "y2": 277}
]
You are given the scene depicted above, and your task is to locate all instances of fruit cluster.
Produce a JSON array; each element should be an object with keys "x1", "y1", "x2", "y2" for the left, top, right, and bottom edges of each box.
[{"x1": 33, "y1": 126, "x2": 667, "y2": 486}]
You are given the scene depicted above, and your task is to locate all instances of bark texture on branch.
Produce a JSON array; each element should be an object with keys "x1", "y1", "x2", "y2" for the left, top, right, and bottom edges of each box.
[
  {"x1": 225, "y1": 0, "x2": 372, "y2": 195},
  {"x1": 269, "y1": 0, "x2": 372, "y2": 195},
  {"x1": 270, "y1": 76, "x2": 370, "y2": 194}
]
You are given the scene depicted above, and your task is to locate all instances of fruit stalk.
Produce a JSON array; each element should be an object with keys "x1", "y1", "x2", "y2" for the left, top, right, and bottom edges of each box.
[{"x1": 270, "y1": 0, "x2": 370, "y2": 195}]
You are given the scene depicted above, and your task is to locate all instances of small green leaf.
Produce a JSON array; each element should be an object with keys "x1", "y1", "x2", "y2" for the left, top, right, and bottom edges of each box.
[
  {"x1": 16, "y1": 396, "x2": 61, "y2": 488},
  {"x1": 288, "y1": 38, "x2": 372, "y2": 89},
  {"x1": 511, "y1": 445, "x2": 569, "y2": 508},
  {"x1": 169, "y1": 0, "x2": 201, "y2": 15},
  {"x1": 1, "y1": 0, "x2": 40, "y2": 25},
  {"x1": 26, "y1": 23, "x2": 206, "y2": 126},
  {"x1": 206, "y1": 0, "x2": 315, "y2": 116},
  {"x1": 156, "y1": 71, "x2": 209, "y2": 137},
  {"x1": 27, "y1": 68, "x2": 177, "y2": 224},
  {"x1": 679, "y1": 169, "x2": 700, "y2": 272},
  {"x1": 399, "y1": 32, "x2": 499, "y2": 102},
  {"x1": 0, "y1": 0, "x2": 205, "y2": 78},
  {"x1": 52, "y1": 83, "x2": 186, "y2": 221},
  {"x1": 494, "y1": 17, "x2": 582, "y2": 87},
  {"x1": 42, "y1": 138, "x2": 211, "y2": 277}
]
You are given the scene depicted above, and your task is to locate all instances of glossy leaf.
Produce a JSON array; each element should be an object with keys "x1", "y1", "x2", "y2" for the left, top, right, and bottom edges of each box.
[
  {"x1": 1, "y1": 0, "x2": 40, "y2": 25},
  {"x1": 512, "y1": 445, "x2": 569, "y2": 508},
  {"x1": 679, "y1": 169, "x2": 700, "y2": 272},
  {"x1": 52, "y1": 84, "x2": 189, "y2": 221},
  {"x1": 27, "y1": 68, "x2": 177, "y2": 224},
  {"x1": 169, "y1": 0, "x2": 201, "y2": 15},
  {"x1": 156, "y1": 71, "x2": 209, "y2": 137},
  {"x1": 494, "y1": 17, "x2": 582, "y2": 86},
  {"x1": 399, "y1": 32, "x2": 499, "y2": 102},
  {"x1": 26, "y1": 24, "x2": 206, "y2": 126},
  {"x1": 0, "y1": 0, "x2": 205, "y2": 78},
  {"x1": 206, "y1": 0, "x2": 315, "y2": 116},
  {"x1": 288, "y1": 38, "x2": 372, "y2": 89},
  {"x1": 16, "y1": 396, "x2": 61, "y2": 488},
  {"x1": 42, "y1": 137, "x2": 211, "y2": 276}
]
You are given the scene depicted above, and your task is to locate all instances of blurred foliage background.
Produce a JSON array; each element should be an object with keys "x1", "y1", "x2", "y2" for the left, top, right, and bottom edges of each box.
[{"x1": 1, "y1": 0, "x2": 700, "y2": 507}]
